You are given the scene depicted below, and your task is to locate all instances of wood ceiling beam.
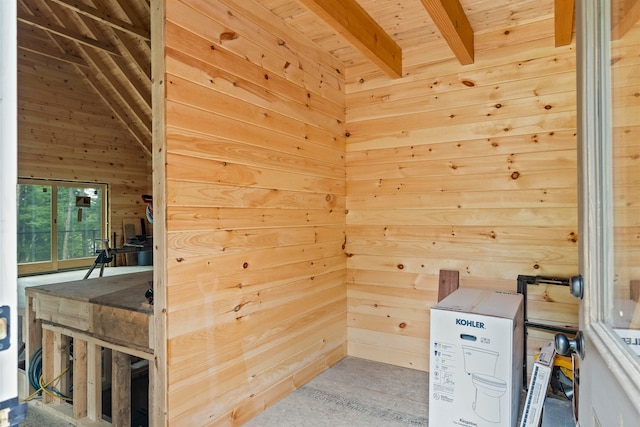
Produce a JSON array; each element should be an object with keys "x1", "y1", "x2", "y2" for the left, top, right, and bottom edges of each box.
[
  {"x1": 554, "y1": 0, "x2": 575, "y2": 47},
  {"x1": 75, "y1": 12, "x2": 151, "y2": 113},
  {"x1": 17, "y1": 22, "x2": 88, "y2": 67},
  {"x1": 34, "y1": 0, "x2": 152, "y2": 155},
  {"x1": 67, "y1": 10, "x2": 152, "y2": 144},
  {"x1": 17, "y1": 11, "x2": 121, "y2": 56},
  {"x1": 420, "y1": 0, "x2": 474, "y2": 65},
  {"x1": 612, "y1": 0, "x2": 640, "y2": 40},
  {"x1": 296, "y1": 0, "x2": 402, "y2": 78},
  {"x1": 91, "y1": 0, "x2": 152, "y2": 82},
  {"x1": 49, "y1": 0, "x2": 150, "y2": 41},
  {"x1": 17, "y1": 43, "x2": 87, "y2": 67},
  {"x1": 84, "y1": 45, "x2": 151, "y2": 130},
  {"x1": 80, "y1": 65, "x2": 152, "y2": 156},
  {"x1": 117, "y1": 34, "x2": 151, "y2": 79}
]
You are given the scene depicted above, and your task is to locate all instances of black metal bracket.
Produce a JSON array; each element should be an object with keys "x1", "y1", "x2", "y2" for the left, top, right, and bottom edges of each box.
[{"x1": 516, "y1": 275, "x2": 579, "y2": 389}]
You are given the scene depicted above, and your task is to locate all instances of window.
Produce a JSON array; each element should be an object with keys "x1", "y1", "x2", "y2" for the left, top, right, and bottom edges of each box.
[{"x1": 17, "y1": 179, "x2": 107, "y2": 274}]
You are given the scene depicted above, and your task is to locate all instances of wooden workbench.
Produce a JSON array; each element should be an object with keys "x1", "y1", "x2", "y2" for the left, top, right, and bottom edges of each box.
[{"x1": 25, "y1": 271, "x2": 154, "y2": 426}]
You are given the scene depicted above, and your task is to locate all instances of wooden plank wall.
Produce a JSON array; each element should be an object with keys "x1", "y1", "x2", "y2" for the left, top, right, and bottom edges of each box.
[
  {"x1": 163, "y1": 0, "x2": 346, "y2": 424},
  {"x1": 345, "y1": 17, "x2": 580, "y2": 371},
  {"x1": 17, "y1": 50, "x2": 151, "y2": 254}
]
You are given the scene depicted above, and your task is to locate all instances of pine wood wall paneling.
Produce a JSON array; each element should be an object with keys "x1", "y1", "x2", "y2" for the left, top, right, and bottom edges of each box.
[
  {"x1": 164, "y1": 0, "x2": 346, "y2": 424},
  {"x1": 165, "y1": 75, "x2": 342, "y2": 152},
  {"x1": 165, "y1": 103, "x2": 343, "y2": 168},
  {"x1": 167, "y1": 268, "x2": 345, "y2": 341},
  {"x1": 166, "y1": 207, "x2": 344, "y2": 234},
  {"x1": 18, "y1": 51, "x2": 151, "y2": 258},
  {"x1": 165, "y1": 290, "x2": 346, "y2": 425},
  {"x1": 166, "y1": 254, "x2": 345, "y2": 307},
  {"x1": 344, "y1": 113, "x2": 576, "y2": 152},
  {"x1": 346, "y1": 129, "x2": 577, "y2": 165},
  {"x1": 165, "y1": 129, "x2": 343, "y2": 180},
  {"x1": 164, "y1": 16, "x2": 343, "y2": 120},
  {"x1": 345, "y1": 16, "x2": 579, "y2": 369},
  {"x1": 346, "y1": 17, "x2": 575, "y2": 91},
  {"x1": 346, "y1": 71, "x2": 577, "y2": 124},
  {"x1": 166, "y1": 226, "x2": 344, "y2": 259}
]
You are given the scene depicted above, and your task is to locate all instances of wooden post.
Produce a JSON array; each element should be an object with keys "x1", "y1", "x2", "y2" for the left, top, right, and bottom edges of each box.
[
  {"x1": 112, "y1": 350, "x2": 131, "y2": 427},
  {"x1": 53, "y1": 332, "x2": 70, "y2": 401},
  {"x1": 87, "y1": 343, "x2": 102, "y2": 421},
  {"x1": 24, "y1": 295, "x2": 42, "y2": 395},
  {"x1": 73, "y1": 338, "x2": 88, "y2": 419},
  {"x1": 42, "y1": 329, "x2": 54, "y2": 404},
  {"x1": 148, "y1": 359, "x2": 154, "y2": 426}
]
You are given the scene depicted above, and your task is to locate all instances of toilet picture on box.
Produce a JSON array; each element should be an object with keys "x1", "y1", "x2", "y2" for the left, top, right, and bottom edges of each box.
[{"x1": 462, "y1": 345, "x2": 507, "y2": 423}]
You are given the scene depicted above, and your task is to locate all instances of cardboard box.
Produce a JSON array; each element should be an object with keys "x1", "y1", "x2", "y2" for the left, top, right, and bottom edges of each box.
[
  {"x1": 519, "y1": 341, "x2": 556, "y2": 427},
  {"x1": 429, "y1": 288, "x2": 524, "y2": 426}
]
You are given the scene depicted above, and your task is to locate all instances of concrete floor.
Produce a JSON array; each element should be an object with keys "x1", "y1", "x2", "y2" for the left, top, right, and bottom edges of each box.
[
  {"x1": 19, "y1": 403, "x2": 74, "y2": 427},
  {"x1": 246, "y1": 356, "x2": 575, "y2": 427}
]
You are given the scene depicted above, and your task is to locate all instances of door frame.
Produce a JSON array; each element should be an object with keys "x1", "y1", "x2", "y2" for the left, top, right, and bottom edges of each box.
[
  {"x1": 577, "y1": 0, "x2": 640, "y2": 423},
  {"x1": 0, "y1": 0, "x2": 24, "y2": 423}
]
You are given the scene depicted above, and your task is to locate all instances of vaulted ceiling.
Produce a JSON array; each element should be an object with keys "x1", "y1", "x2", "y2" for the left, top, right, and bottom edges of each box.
[
  {"x1": 17, "y1": 0, "x2": 151, "y2": 155},
  {"x1": 17, "y1": 0, "x2": 584, "y2": 156}
]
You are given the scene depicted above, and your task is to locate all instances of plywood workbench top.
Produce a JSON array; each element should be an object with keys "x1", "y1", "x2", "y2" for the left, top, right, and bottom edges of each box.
[
  {"x1": 25, "y1": 271, "x2": 153, "y2": 315},
  {"x1": 26, "y1": 271, "x2": 155, "y2": 354}
]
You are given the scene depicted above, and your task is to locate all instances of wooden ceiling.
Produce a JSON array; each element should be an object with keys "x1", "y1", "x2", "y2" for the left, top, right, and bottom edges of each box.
[
  {"x1": 16, "y1": 0, "x2": 579, "y2": 155},
  {"x1": 256, "y1": 0, "x2": 576, "y2": 78},
  {"x1": 17, "y1": 0, "x2": 152, "y2": 155}
]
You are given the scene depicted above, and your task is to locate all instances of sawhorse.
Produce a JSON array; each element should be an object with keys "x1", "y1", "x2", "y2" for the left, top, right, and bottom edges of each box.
[{"x1": 84, "y1": 239, "x2": 113, "y2": 279}]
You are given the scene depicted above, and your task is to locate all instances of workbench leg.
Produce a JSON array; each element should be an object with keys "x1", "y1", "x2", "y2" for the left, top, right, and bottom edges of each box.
[
  {"x1": 25, "y1": 295, "x2": 41, "y2": 395},
  {"x1": 73, "y1": 339, "x2": 88, "y2": 419},
  {"x1": 148, "y1": 360, "x2": 154, "y2": 427},
  {"x1": 112, "y1": 350, "x2": 131, "y2": 427},
  {"x1": 53, "y1": 332, "x2": 70, "y2": 402},
  {"x1": 42, "y1": 329, "x2": 56, "y2": 403},
  {"x1": 87, "y1": 343, "x2": 103, "y2": 421}
]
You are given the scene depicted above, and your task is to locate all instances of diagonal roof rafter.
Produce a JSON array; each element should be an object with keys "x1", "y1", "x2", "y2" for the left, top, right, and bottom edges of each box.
[
  {"x1": 19, "y1": 0, "x2": 152, "y2": 155},
  {"x1": 49, "y1": 0, "x2": 150, "y2": 41}
]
